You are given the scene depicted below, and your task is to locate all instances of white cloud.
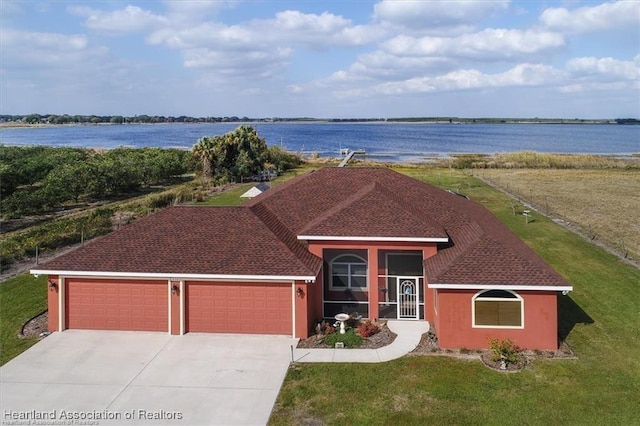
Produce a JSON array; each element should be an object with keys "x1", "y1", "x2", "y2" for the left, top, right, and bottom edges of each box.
[
  {"x1": 373, "y1": 0, "x2": 510, "y2": 34},
  {"x1": 338, "y1": 63, "x2": 565, "y2": 97},
  {"x1": 540, "y1": 1, "x2": 640, "y2": 34},
  {"x1": 1, "y1": 28, "x2": 93, "y2": 67},
  {"x1": 382, "y1": 28, "x2": 565, "y2": 61},
  {"x1": 566, "y1": 56, "x2": 640, "y2": 81},
  {"x1": 69, "y1": 5, "x2": 167, "y2": 34}
]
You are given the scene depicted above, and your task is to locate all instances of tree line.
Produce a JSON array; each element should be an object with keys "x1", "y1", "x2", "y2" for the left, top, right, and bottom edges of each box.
[
  {"x1": 1, "y1": 146, "x2": 190, "y2": 218},
  {"x1": 1, "y1": 126, "x2": 302, "y2": 219}
]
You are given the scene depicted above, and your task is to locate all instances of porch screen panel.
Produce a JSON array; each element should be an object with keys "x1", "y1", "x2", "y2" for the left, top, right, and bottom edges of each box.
[{"x1": 387, "y1": 253, "x2": 423, "y2": 276}]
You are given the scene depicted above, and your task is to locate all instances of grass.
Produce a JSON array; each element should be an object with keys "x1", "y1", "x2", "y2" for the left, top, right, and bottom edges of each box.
[
  {"x1": 269, "y1": 166, "x2": 640, "y2": 425},
  {"x1": 0, "y1": 273, "x2": 47, "y2": 365}
]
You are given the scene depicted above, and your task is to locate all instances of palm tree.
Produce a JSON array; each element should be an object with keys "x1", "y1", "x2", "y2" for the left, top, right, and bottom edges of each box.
[{"x1": 192, "y1": 136, "x2": 215, "y2": 182}]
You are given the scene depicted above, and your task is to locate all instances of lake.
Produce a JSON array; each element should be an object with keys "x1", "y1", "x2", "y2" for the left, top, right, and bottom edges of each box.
[{"x1": 1, "y1": 122, "x2": 638, "y2": 162}]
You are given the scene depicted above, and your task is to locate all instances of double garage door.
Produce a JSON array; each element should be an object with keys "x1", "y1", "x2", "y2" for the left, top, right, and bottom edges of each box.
[{"x1": 65, "y1": 279, "x2": 292, "y2": 335}]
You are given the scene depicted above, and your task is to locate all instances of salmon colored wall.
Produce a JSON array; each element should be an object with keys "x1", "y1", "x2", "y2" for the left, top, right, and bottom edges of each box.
[
  {"x1": 170, "y1": 280, "x2": 181, "y2": 335},
  {"x1": 435, "y1": 289, "x2": 559, "y2": 350},
  {"x1": 47, "y1": 275, "x2": 59, "y2": 332},
  {"x1": 294, "y1": 280, "x2": 309, "y2": 338}
]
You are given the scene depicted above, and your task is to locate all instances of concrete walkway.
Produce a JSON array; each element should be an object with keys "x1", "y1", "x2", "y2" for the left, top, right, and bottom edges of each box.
[{"x1": 293, "y1": 320, "x2": 429, "y2": 363}]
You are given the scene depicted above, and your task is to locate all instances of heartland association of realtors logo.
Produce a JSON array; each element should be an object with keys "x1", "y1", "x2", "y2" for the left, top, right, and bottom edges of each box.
[{"x1": 2, "y1": 409, "x2": 183, "y2": 424}]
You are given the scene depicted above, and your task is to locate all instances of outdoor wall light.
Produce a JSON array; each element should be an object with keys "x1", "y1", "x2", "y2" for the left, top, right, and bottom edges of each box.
[
  {"x1": 48, "y1": 281, "x2": 57, "y2": 291},
  {"x1": 171, "y1": 284, "x2": 179, "y2": 295},
  {"x1": 296, "y1": 287, "x2": 304, "y2": 298}
]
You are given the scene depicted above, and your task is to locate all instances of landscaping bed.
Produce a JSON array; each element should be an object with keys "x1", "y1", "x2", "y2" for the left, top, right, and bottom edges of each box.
[{"x1": 297, "y1": 319, "x2": 397, "y2": 349}]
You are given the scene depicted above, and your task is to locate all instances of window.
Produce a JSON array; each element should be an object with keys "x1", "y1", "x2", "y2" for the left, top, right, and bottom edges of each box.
[
  {"x1": 330, "y1": 254, "x2": 367, "y2": 290},
  {"x1": 473, "y1": 289, "x2": 523, "y2": 328}
]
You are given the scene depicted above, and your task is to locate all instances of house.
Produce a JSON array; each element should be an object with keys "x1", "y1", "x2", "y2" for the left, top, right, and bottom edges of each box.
[
  {"x1": 240, "y1": 183, "x2": 270, "y2": 199},
  {"x1": 31, "y1": 167, "x2": 572, "y2": 350}
]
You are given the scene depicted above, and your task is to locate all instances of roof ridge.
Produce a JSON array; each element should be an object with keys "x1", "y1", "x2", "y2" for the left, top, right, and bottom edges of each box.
[
  {"x1": 246, "y1": 168, "x2": 318, "y2": 207},
  {"x1": 248, "y1": 203, "x2": 322, "y2": 275}
]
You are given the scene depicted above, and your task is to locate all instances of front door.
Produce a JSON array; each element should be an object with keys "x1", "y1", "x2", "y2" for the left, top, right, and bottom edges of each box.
[{"x1": 397, "y1": 277, "x2": 419, "y2": 319}]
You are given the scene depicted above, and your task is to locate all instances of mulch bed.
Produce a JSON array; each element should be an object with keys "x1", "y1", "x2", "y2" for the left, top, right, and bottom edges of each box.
[
  {"x1": 19, "y1": 310, "x2": 49, "y2": 339},
  {"x1": 409, "y1": 330, "x2": 578, "y2": 372},
  {"x1": 297, "y1": 321, "x2": 397, "y2": 349}
]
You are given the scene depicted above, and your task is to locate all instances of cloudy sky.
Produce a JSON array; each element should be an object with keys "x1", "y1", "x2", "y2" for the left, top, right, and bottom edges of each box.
[{"x1": 2, "y1": 1, "x2": 639, "y2": 118}]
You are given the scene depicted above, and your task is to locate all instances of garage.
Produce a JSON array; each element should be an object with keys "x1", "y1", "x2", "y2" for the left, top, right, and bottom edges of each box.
[
  {"x1": 65, "y1": 278, "x2": 168, "y2": 332},
  {"x1": 186, "y1": 281, "x2": 292, "y2": 335}
]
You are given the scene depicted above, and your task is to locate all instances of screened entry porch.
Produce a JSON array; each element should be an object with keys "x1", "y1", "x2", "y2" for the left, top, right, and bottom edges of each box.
[{"x1": 321, "y1": 249, "x2": 425, "y2": 320}]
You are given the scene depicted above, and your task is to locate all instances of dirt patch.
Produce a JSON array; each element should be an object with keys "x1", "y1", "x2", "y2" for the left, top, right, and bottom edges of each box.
[
  {"x1": 19, "y1": 310, "x2": 49, "y2": 339},
  {"x1": 297, "y1": 321, "x2": 397, "y2": 349}
]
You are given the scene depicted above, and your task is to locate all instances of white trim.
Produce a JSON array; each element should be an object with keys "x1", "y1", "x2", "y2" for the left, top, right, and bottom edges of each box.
[
  {"x1": 167, "y1": 281, "x2": 172, "y2": 335},
  {"x1": 472, "y1": 289, "x2": 525, "y2": 329},
  {"x1": 30, "y1": 270, "x2": 316, "y2": 282},
  {"x1": 179, "y1": 280, "x2": 185, "y2": 335},
  {"x1": 329, "y1": 254, "x2": 368, "y2": 291},
  {"x1": 298, "y1": 235, "x2": 448, "y2": 243},
  {"x1": 291, "y1": 282, "x2": 296, "y2": 339},
  {"x1": 428, "y1": 283, "x2": 573, "y2": 292},
  {"x1": 58, "y1": 276, "x2": 64, "y2": 332}
]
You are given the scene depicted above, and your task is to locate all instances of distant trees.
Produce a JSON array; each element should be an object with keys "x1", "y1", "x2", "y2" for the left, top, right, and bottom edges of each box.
[
  {"x1": 0, "y1": 146, "x2": 191, "y2": 218},
  {"x1": 192, "y1": 126, "x2": 301, "y2": 183}
]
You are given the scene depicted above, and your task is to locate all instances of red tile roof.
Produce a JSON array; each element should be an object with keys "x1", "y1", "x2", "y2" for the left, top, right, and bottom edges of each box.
[{"x1": 37, "y1": 167, "x2": 570, "y2": 287}]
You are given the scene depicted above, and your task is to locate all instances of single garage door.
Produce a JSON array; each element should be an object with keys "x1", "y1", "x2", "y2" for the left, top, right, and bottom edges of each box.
[
  {"x1": 186, "y1": 282, "x2": 292, "y2": 335},
  {"x1": 65, "y1": 278, "x2": 168, "y2": 331}
]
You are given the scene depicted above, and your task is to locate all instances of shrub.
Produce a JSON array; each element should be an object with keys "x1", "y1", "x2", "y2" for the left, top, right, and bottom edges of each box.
[
  {"x1": 356, "y1": 320, "x2": 380, "y2": 338},
  {"x1": 315, "y1": 320, "x2": 335, "y2": 336},
  {"x1": 488, "y1": 338, "x2": 523, "y2": 365},
  {"x1": 324, "y1": 329, "x2": 363, "y2": 348}
]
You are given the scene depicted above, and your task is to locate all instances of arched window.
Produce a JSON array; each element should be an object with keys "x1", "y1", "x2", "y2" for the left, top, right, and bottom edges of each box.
[
  {"x1": 330, "y1": 254, "x2": 367, "y2": 290},
  {"x1": 472, "y1": 289, "x2": 523, "y2": 328}
]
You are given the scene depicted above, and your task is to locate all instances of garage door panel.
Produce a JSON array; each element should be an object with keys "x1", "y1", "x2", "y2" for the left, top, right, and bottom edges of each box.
[
  {"x1": 66, "y1": 279, "x2": 168, "y2": 332},
  {"x1": 186, "y1": 282, "x2": 291, "y2": 335}
]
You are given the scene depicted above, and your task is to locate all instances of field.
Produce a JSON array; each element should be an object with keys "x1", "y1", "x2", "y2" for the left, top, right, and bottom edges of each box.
[
  {"x1": 269, "y1": 166, "x2": 640, "y2": 425},
  {"x1": 475, "y1": 168, "x2": 640, "y2": 262}
]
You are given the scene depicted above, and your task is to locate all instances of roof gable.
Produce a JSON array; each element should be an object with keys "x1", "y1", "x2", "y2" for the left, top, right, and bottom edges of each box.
[{"x1": 298, "y1": 181, "x2": 448, "y2": 240}]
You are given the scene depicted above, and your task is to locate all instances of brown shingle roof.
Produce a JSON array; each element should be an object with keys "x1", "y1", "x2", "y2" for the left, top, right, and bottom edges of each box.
[
  {"x1": 39, "y1": 206, "x2": 321, "y2": 278},
  {"x1": 36, "y1": 167, "x2": 570, "y2": 287}
]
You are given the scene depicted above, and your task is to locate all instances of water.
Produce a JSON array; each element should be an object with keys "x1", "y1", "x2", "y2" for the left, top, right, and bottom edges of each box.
[{"x1": 1, "y1": 122, "x2": 638, "y2": 162}]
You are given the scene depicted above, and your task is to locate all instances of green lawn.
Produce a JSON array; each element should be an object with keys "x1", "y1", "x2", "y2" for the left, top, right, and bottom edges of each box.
[
  {"x1": 0, "y1": 274, "x2": 47, "y2": 365},
  {"x1": 269, "y1": 167, "x2": 640, "y2": 425}
]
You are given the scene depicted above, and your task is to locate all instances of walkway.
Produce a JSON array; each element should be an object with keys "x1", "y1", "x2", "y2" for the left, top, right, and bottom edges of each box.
[{"x1": 292, "y1": 320, "x2": 429, "y2": 363}]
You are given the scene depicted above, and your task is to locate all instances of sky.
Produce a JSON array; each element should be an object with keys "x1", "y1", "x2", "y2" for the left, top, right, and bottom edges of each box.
[{"x1": 1, "y1": 1, "x2": 639, "y2": 119}]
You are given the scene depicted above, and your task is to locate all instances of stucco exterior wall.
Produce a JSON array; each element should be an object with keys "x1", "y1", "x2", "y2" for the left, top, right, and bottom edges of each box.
[
  {"x1": 434, "y1": 289, "x2": 559, "y2": 350},
  {"x1": 47, "y1": 275, "x2": 60, "y2": 332}
]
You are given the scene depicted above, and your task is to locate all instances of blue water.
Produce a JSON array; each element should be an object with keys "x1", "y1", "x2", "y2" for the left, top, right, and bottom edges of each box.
[{"x1": 1, "y1": 123, "x2": 638, "y2": 162}]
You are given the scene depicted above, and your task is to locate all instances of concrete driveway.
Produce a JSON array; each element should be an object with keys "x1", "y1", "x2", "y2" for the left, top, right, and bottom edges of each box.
[{"x1": 0, "y1": 330, "x2": 296, "y2": 425}]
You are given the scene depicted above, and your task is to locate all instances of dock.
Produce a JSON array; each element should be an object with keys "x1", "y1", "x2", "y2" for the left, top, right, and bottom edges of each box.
[{"x1": 338, "y1": 149, "x2": 365, "y2": 167}]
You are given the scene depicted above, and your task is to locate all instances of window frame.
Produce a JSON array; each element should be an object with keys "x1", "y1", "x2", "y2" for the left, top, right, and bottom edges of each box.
[
  {"x1": 329, "y1": 254, "x2": 368, "y2": 291},
  {"x1": 471, "y1": 289, "x2": 524, "y2": 329}
]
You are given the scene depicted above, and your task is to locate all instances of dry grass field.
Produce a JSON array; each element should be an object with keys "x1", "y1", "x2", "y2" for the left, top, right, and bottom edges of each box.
[{"x1": 475, "y1": 169, "x2": 640, "y2": 262}]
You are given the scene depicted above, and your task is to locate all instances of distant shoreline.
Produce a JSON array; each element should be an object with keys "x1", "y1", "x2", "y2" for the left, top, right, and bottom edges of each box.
[{"x1": 2, "y1": 119, "x2": 637, "y2": 129}]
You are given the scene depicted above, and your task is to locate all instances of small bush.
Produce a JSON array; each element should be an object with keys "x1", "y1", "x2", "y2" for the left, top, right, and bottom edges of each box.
[
  {"x1": 488, "y1": 338, "x2": 523, "y2": 365},
  {"x1": 356, "y1": 320, "x2": 380, "y2": 338},
  {"x1": 315, "y1": 320, "x2": 335, "y2": 336},
  {"x1": 324, "y1": 329, "x2": 363, "y2": 348}
]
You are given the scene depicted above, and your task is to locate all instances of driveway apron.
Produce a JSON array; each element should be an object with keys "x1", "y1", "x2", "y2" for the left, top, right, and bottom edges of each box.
[{"x1": 0, "y1": 330, "x2": 296, "y2": 425}]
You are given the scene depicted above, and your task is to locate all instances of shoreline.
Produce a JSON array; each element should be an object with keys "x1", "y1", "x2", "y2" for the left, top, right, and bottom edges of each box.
[{"x1": 1, "y1": 119, "x2": 631, "y2": 129}]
